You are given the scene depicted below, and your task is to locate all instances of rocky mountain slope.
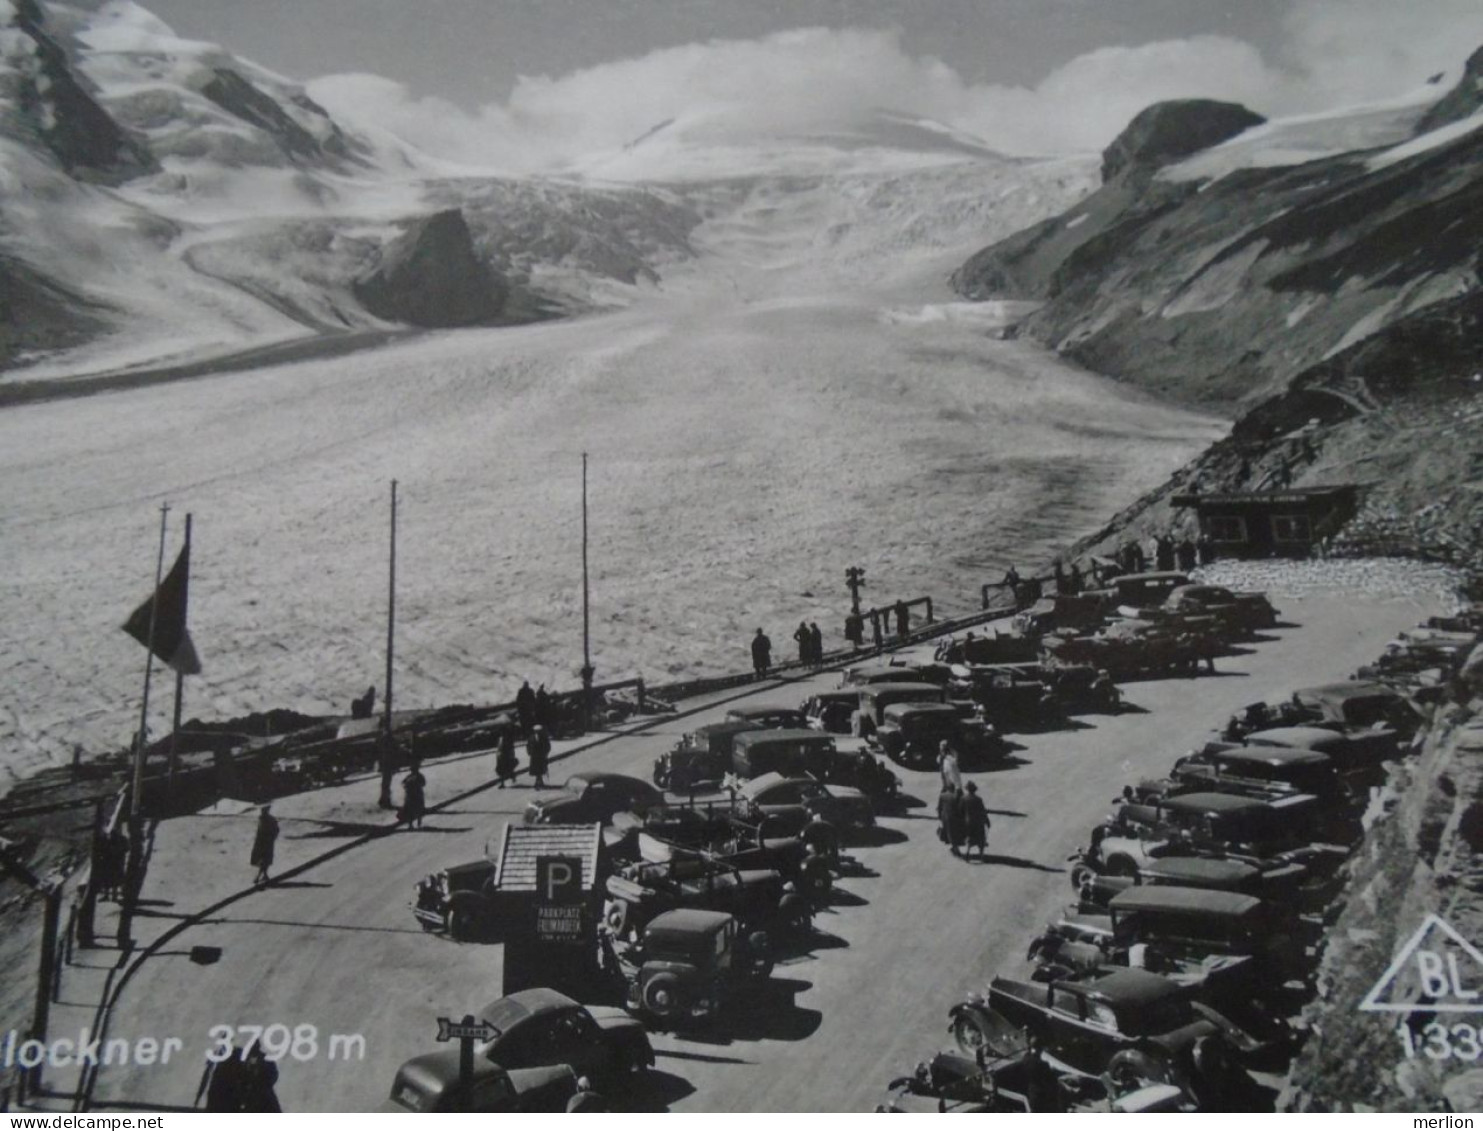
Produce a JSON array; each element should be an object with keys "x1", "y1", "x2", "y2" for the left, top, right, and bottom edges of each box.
[{"x1": 952, "y1": 54, "x2": 1483, "y2": 572}]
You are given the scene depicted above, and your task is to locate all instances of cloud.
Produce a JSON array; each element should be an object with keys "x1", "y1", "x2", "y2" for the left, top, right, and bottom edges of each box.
[{"x1": 307, "y1": 8, "x2": 1482, "y2": 175}]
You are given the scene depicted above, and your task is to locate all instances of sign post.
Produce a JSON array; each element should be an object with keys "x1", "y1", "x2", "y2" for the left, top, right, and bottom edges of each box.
[
  {"x1": 435, "y1": 1014, "x2": 498, "y2": 1092},
  {"x1": 535, "y1": 856, "x2": 585, "y2": 946}
]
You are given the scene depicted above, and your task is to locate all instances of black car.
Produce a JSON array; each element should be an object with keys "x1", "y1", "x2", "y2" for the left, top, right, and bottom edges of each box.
[{"x1": 524, "y1": 772, "x2": 664, "y2": 825}]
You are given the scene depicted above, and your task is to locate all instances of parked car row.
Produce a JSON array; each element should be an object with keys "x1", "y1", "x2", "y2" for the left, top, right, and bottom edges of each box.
[{"x1": 877, "y1": 601, "x2": 1467, "y2": 1114}]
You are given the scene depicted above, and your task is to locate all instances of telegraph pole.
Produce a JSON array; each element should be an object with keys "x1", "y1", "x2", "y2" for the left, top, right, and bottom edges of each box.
[
  {"x1": 580, "y1": 454, "x2": 594, "y2": 731},
  {"x1": 131, "y1": 503, "x2": 169, "y2": 821},
  {"x1": 167, "y1": 512, "x2": 191, "y2": 784},
  {"x1": 384, "y1": 480, "x2": 397, "y2": 732}
]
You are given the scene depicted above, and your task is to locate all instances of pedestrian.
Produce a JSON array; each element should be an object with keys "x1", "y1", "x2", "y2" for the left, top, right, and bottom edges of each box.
[
  {"x1": 936, "y1": 783, "x2": 960, "y2": 855},
  {"x1": 534, "y1": 683, "x2": 553, "y2": 730},
  {"x1": 376, "y1": 721, "x2": 398, "y2": 809},
  {"x1": 516, "y1": 680, "x2": 536, "y2": 737},
  {"x1": 1196, "y1": 532, "x2": 1215, "y2": 564},
  {"x1": 527, "y1": 724, "x2": 551, "y2": 789},
  {"x1": 793, "y1": 620, "x2": 810, "y2": 665},
  {"x1": 199, "y1": 1043, "x2": 246, "y2": 1111},
  {"x1": 250, "y1": 805, "x2": 278, "y2": 886},
  {"x1": 960, "y1": 782, "x2": 990, "y2": 861},
  {"x1": 1130, "y1": 541, "x2": 1147, "y2": 572},
  {"x1": 809, "y1": 622, "x2": 824, "y2": 667},
  {"x1": 894, "y1": 599, "x2": 910, "y2": 640},
  {"x1": 1067, "y1": 561, "x2": 1084, "y2": 596},
  {"x1": 937, "y1": 740, "x2": 962, "y2": 791},
  {"x1": 852, "y1": 706, "x2": 876, "y2": 740},
  {"x1": 239, "y1": 1041, "x2": 283, "y2": 1113},
  {"x1": 1053, "y1": 559, "x2": 1067, "y2": 594},
  {"x1": 870, "y1": 611, "x2": 884, "y2": 651},
  {"x1": 1176, "y1": 536, "x2": 1198, "y2": 572},
  {"x1": 100, "y1": 825, "x2": 128, "y2": 901},
  {"x1": 401, "y1": 759, "x2": 427, "y2": 829},
  {"x1": 1156, "y1": 534, "x2": 1176, "y2": 572},
  {"x1": 1002, "y1": 566, "x2": 1021, "y2": 607},
  {"x1": 495, "y1": 726, "x2": 518, "y2": 788},
  {"x1": 844, "y1": 612, "x2": 864, "y2": 651},
  {"x1": 751, "y1": 628, "x2": 772, "y2": 677}
]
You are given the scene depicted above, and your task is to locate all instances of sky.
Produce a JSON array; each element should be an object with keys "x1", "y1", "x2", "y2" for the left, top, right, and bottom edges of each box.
[{"x1": 137, "y1": 0, "x2": 1483, "y2": 170}]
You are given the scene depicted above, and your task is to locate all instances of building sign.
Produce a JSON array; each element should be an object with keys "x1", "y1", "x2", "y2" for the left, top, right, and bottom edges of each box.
[{"x1": 534, "y1": 856, "x2": 584, "y2": 945}]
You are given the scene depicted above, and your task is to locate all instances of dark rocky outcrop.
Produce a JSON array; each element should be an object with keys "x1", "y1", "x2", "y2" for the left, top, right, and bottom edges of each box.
[
  {"x1": 199, "y1": 68, "x2": 325, "y2": 162},
  {"x1": 0, "y1": 254, "x2": 109, "y2": 370},
  {"x1": 353, "y1": 210, "x2": 507, "y2": 328},
  {"x1": 1415, "y1": 44, "x2": 1483, "y2": 135},
  {"x1": 11, "y1": 0, "x2": 155, "y2": 182},
  {"x1": 1100, "y1": 99, "x2": 1265, "y2": 183}
]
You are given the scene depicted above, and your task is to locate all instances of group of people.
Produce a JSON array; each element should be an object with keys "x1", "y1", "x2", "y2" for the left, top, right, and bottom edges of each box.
[
  {"x1": 934, "y1": 741, "x2": 990, "y2": 860},
  {"x1": 496, "y1": 719, "x2": 551, "y2": 789},
  {"x1": 792, "y1": 620, "x2": 826, "y2": 667}
]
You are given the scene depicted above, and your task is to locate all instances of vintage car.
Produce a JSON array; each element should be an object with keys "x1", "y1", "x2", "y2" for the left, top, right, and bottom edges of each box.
[
  {"x1": 460, "y1": 988, "x2": 653, "y2": 1088},
  {"x1": 605, "y1": 908, "x2": 772, "y2": 1026},
  {"x1": 608, "y1": 809, "x2": 834, "y2": 900},
  {"x1": 1290, "y1": 680, "x2": 1420, "y2": 738},
  {"x1": 1088, "y1": 572, "x2": 1193, "y2": 609},
  {"x1": 524, "y1": 772, "x2": 664, "y2": 826},
  {"x1": 841, "y1": 661, "x2": 933, "y2": 688},
  {"x1": 1362, "y1": 629, "x2": 1479, "y2": 682},
  {"x1": 725, "y1": 703, "x2": 811, "y2": 730},
  {"x1": 1161, "y1": 584, "x2": 1278, "y2": 637},
  {"x1": 1070, "y1": 854, "x2": 1314, "y2": 914},
  {"x1": 734, "y1": 772, "x2": 874, "y2": 836},
  {"x1": 1242, "y1": 724, "x2": 1399, "y2": 780},
  {"x1": 877, "y1": 1052, "x2": 1189, "y2": 1114},
  {"x1": 950, "y1": 969, "x2": 1271, "y2": 1094},
  {"x1": 1169, "y1": 743, "x2": 1348, "y2": 802},
  {"x1": 948, "y1": 663, "x2": 1055, "y2": 730},
  {"x1": 1081, "y1": 791, "x2": 1347, "y2": 880},
  {"x1": 381, "y1": 1052, "x2": 593, "y2": 1113},
  {"x1": 603, "y1": 850, "x2": 809, "y2": 939},
  {"x1": 937, "y1": 630, "x2": 1042, "y2": 665},
  {"x1": 871, "y1": 701, "x2": 1002, "y2": 770},
  {"x1": 800, "y1": 689, "x2": 861, "y2": 734},
  {"x1": 730, "y1": 728, "x2": 899, "y2": 803},
  {"x1": 652, "y1": 720, "x2": 762, "y2": 790},
  {"x1": 1041, "y1": 619, "x2": 1214, "y2": 681},
  {"x1": 1031, "y1": 885, "x2": 1307, "y2": 992}
]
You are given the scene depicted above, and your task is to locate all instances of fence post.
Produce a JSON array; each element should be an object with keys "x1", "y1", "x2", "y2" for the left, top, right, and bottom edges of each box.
[
  {"x1": 32, "y1": 886, "x2": 61, "y2": 1092},
  {"x1": 636, "y1": 678, "x2": 646, "y2": 712}
]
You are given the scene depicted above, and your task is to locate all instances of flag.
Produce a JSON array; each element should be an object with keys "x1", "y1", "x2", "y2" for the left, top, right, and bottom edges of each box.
[{"x1": 122, "y1": 542, "x2": 201, "y2": 675}]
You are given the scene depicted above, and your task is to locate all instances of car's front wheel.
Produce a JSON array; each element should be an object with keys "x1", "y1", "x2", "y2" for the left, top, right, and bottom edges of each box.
[
  {"x1": 641, "y1": 972, "x2": 687, "y2": 1022},
  {"x1": 950, "y1": 1006, "x2": 1025, "y2": 1061}
]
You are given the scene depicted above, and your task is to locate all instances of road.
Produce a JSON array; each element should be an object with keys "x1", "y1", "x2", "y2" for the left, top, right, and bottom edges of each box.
[{"x1": 82, "y1": 588, "x2": 1433, "y2": 1112}]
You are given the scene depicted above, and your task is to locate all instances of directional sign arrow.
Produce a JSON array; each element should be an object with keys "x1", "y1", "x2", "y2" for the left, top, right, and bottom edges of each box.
[{"x1": 436, "y1": 1016, "x2": 499, "y2": 1043}]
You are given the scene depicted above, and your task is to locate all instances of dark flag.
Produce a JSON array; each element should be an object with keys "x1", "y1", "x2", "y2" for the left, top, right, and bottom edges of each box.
[{"x1": 122, "y1": 543, "x2": 201, "y2": 675}]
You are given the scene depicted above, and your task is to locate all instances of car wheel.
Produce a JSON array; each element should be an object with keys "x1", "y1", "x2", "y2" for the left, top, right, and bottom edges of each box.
[
  {"x1": 1070, "y1": 862, "x2": 1097, "y2": 892},
  {"x1": 1105, "y1": 855, "x2": 1139, "y2": 879},
  {"x1": 604, "y1": 899, "x2": 631, "y2": 937},
  {"x1": 444, "y1": 893, "x2": 484, "y2": 942},
  {"x1": 641, "y1": 972, "x2": 687, "y2": 1021},
  {"x1": 950, "y1": 1006, "x2": 1025, "y2": 1061},
  {"x1": 1104, "y1": 1047, "x2": 1174, "y2": 1092},
  {"x1": 652, "y1": 764, "x2": 671, "y2": 790},
  {"x1": 800, "y1": 855, "x2": 833, "y2": 898},
  {"x1": 745, "y1": 930, "x2": 775, "y2": 980},
  {"x1": 778, "y1": 892, "x2": 811, "y2": 936}
]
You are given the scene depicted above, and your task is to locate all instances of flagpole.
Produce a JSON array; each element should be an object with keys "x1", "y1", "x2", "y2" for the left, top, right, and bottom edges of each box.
[
  {"x1": 581, "y1": 454, "x2": 593, "y2": 731},
  {"x1": 384, "y1": 480, "x2": 397, "y2": 734},
  {"x1": 166, "y1": 513, "x2": 191, "y2": 785},
  {"x1": 131, "y1": 504, "x2": 169, "y2": 822}
]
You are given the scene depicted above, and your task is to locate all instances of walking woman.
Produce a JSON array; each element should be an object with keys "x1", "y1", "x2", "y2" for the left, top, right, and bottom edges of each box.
[
  {"x1": 401, "y1": 760, "x2": 427, "y2": 829},
  {"x1": 250, "y1": 805, "x2": 279, "y2": 885},
  {"x1": 496, "y1": 726, "x2": 519, "y2": 788}
]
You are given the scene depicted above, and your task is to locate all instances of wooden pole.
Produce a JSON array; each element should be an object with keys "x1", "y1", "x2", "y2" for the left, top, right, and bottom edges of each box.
[
  {"x1": 167, "y1": 513, "x2": 191, "y2": 784},
  {"x1": 131, "y1": 504, "x2": 169, "y2": 821},
  {"x1": 384, "y1": 480, "x2": 397, "y2": 733},
  {"x1": 581, "y1": 454, "x2": 594, "y2": 730}
]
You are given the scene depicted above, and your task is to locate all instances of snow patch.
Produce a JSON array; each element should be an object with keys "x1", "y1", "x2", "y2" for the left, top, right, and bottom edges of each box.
[
  {"x1": 880, "y1": 300, "x2": 1040, "y2": 329},
  {"x1": 1365, "y1": 108, "x2": 1483, "y2": 171},
  {"x1": 1065, "y1": 213, "x2": 1089, "y2": 230}
]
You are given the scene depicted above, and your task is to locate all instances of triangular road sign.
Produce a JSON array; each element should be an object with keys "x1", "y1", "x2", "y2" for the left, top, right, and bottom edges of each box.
[{"x1": 1359, "y1": 914, "x2": 1483, "y2": 1013}]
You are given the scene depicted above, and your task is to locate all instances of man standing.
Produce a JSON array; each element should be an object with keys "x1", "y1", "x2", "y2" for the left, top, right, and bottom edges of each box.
[
  {"x1": 936, "y1": 783, "x2": 960, "y2": 856},
  {"x1": 809, "y1": 622, "x2": 824, "y2": 668},
  {"x1": 751, "y1": 628, "x2": 772, "y2": 677},
  {"x1": 793, "y1": 621, "x2": 811, "y2": 665},
  {"x1": 401, "y1": 760, "x2": 427, "y2": 829},
  {"x1": 516, "y1": 680, "x2": 536, "y2": 737},
  {"x1": 894, "y1": 599, "x2": 910, "y2": 640},
  {"x1": 844, "y1": 612, "x2": 864, "y2": 651},
  {"x1": 937, "y1": 740, "x2": 962, "y2": 792},
  {"x1": 534, "y1": 684, "x2": 553, "y2": 730},
  {"x1": 527, "y1": 725, "x2": 551, "y2": 789},
  {"x1": 960, "y1": 782, "x2": 990, "y2": 862},
  {"x1": 250, "y1": 806, "x2": 279, "y2": 886},
  {"x1": 496, "y1": 727, "x2": 518, "y2": 788}
]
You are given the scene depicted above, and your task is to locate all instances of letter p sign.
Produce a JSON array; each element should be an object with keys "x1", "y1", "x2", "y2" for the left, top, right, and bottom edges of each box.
[{"x1": 537, "y1": 856, "x2": 581, "y2": 903}]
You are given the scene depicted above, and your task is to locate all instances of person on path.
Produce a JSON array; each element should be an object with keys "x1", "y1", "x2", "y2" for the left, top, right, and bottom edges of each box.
[
  {"x1": 401, "y1": 760, "x2": 427, "y2": 829},
  {"x1": 240, "y1": 1042, "x2": 283, "y2": 1113},
  {"x1": 751, "y1": 628, "x2": 772, "y2": 677},
  {"x1": 250, "y1": 806, "x2": 278, "y2": 886},
  {"x1": 936, "y1": 784, "x2": 960, "y2": 855},
  {"x1": 938, "y1": 740, "x2": 962, "y2": 792},
  {"x1": 534, "y1": 684, "x2": 553, "y2": 730},
  {"x1": 894, "y1": 599, "x2": 910, "y2": 640},
  {"x1": 516, "y1": 680, "x2": 536, "y2": 737},
  {"x1": 1067, "y1": 561, "x2": 1084, "y2": 596},
  {"x1": 793, "y1": 621, "x2": 810, "y2": 665},
  {"x1": 959, "y1": 782, "x2": 990, "y2": 861},
  {"x1": 809, "y1": 622, "x2": 824, "y2": 668},
  {"x1": 871, "y1": 612, "x2": 884, "y2": 651},
  {"x1": 844, "y1": 612, "x2": 864, "y2": 651},
  {"x1": 1156, "y1": 534, "x2": 1176, "y2": 572},
  {"x1": 1053, "y1": 559, "x2": 1067, "y2": 594},
  {"x1": 496, "y1": 726, "x2": 518, "y2": 788},
  {"x1": 376, "y1": 723, "x2": 398, "y2": 810},
  {"x1": 1176, "y1": 537, "x2": 1198, "y2": 572},
  {"x1": 527, "y1": 725, "x2": 551, "y2": 789}
]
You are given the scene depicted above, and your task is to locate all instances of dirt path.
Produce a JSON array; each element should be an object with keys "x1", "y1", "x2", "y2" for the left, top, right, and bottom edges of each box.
[{"x1": 64, "y1": 587, "x2": 1436, "y2": 1112}]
